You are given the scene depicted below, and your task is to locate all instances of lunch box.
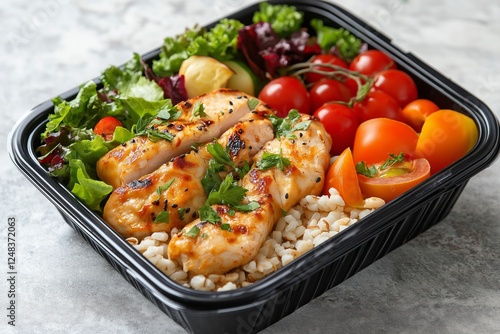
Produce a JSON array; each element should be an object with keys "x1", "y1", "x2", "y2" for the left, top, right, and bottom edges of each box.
[{"x1": 8, "y1": 0, "x2": 500, "y2": 333}]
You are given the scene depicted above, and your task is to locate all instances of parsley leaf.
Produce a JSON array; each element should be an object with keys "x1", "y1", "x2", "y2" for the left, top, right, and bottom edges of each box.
[
  {"x1": 207, "y1": 174, "x2": 247, "y2": 207},
  {"x1": 184, "y1": 225, "x2": 200, "y2": 238},
  {"x1": 355, "y1": 153, "x2": 407, "y2": 178},
  {"x1": 207, "y1": 141, "x2": 235, "y2": 168},
  {"x1": 268, "y1": 109, "x2": 310, "y2": 139},
  {"x1": 233, "y1": 201, "x2": 260, "y2": 212},
  {"x1": 156, "y1": 179, "x2": 175, "y2": 196},
  {"x1": 256, "y1": 149, "x2": 291, "y2": 171},
  {"x1": 355, "y1": 161, "x2": 378, "y2": 178},
  {"x1": 247, "y1": 98, "x2": 260, "y2": 110},
  {"x1": 198, "y1": 203, "x2": 222, "y2": 223},
  {"x1": 154, "y1": 211, "x2": 170, "y2": 224},
  {"x1": 193, "y1": 102, "x2": 207, "y2": 117},
  {"x1": 178, "y1": 208, "x2": 186, "y2": 221},
  {"x1": 221, "y1": 223, "x2": 232, "y2": 232}
]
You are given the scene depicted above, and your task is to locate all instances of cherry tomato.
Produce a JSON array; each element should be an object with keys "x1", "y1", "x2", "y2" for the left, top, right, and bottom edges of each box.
[
  {"x1": 305, "y1": 54, "x2": 348, "y2": 84},
  {"x1": 309, "y1": 79, "x2": 353, "y2": 111},
  {"x1": 323, "y1": 148, "x2": 365, "y2": 208},
  {"x1": 402, "y1": 99, "x2": 440, "y2": 132},
  {"x1": 353, "y1": 90, "x2": 404, "y2": 123},
  {"x1": 415, "y1": 109, "x2": 478, "y2": 174},
  {"x1": 353, "y1": 118, "x2": 419, "y2": 165},
  {"x1": 94, "y1": 116, "x2": 122, "y2": 141},
  {"x1": 349, "y1": 50, "x2": 397, "y2": 76},
  {"x1": 357, "y1": 157, "x2": 431, "y2": 202},
  {"x1": 313, "y1": 103, "x2": 359, "y2": 156},
  {"x1": 372, "y1": 69, "x2": 418, "y2": 107},
  {"x1": 258, "y1": 76, "x2": 311, "y2": 117}
]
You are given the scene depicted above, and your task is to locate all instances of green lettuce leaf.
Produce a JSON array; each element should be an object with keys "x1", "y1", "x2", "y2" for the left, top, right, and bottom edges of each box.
[{"x1": 252, "y1": 2, "x2": 303, "y2": 38}]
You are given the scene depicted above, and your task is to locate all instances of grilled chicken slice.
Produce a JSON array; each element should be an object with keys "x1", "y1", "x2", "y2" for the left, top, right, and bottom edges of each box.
[
  {"x1": 102, "y1": 108, "x2": 275, "y2": 240},
  {"x1": 168, "y1": 114, "x2": 332, "y2": 275},
  {"x1": 97, "y1": 89, "x2": 261, "y2": 188}
]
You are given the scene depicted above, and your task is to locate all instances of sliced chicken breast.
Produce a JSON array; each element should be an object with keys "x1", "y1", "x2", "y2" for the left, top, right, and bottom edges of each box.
[
  {"x1": 103, "y1": 108, "x2": 275, "y2": 240},
  {"x1": 97, "y1": 89, "x2": 262, "y2": 188},
  {"x1": 168, "y1": 114, "x2": 332, "y2": 275}
]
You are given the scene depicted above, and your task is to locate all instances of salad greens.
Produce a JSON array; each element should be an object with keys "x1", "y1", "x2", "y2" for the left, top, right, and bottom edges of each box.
[
  {"x1": 37, "y1": 1, "x2": 364, "y2": 212},
  {"x1": 252, "y1": 2, "x2": 304, "y2": 38}
]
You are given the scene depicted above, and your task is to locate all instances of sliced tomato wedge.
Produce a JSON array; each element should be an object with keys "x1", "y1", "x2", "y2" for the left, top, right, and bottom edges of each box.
[
  {"x1": 357, "y1": 157, "x2": 431, "y2": 202},
  {"x1": 323, "y1": 148, "x2": 365, "y2": 208}
]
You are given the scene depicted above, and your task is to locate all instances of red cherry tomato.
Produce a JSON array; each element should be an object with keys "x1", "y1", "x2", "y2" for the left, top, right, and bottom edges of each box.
[
  {"x1": 353, "y1": 118, "x2": 419, "y2": 165},
  {"x1": 357, "y1": 157, "x2": 431, "y2": 202},
  {"x1": 313, "y1": 103, "x2": 359, "y2": 156},
  {"x1": 94, "y1": 116, "x2": 122, "y2": 141},
  {"x1": 258, "y1": 76, "x2": 311, "y2": 117},
  {"x1": 309, "y1": 79, "x2": 353, "y2": 111},
  {"x1": 305, "y1": 54, "x2": 348, "y2": 84},
  {"x1": 349, "y1": 50, "x2": 397, "y2": 76},
  {"x1": 372, "y1": 69, "x2": 418, "y2": 107},
  {"x1": 402, "y1": 99, "x2": 440, "y2": 132},
  {"x1": 353, "y1": 90, "x2": 404, "y2": 123}
]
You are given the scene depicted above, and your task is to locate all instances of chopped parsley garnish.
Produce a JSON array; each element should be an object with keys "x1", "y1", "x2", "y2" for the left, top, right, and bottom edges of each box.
[
  {"x1": 193, "y1": 102, "x2": 207, "y2": 117},
  {"x1": 247, "y1": 98, "x2": 259, "y2": 110},
  {"x1": 156, "y1": 179, "x2": 175, "y2": 197},
  {"x1": 268, "y1": 109, "x2": 311, "y2": 139},
  {"x1": 221, "y1": 223, "x2": 232, "y2": 232},
  {"x1": 178, "y1": 207, "x2": 186, "y2": 221},
  {"x1": 207, "y1": 141, "x2": 234, "y2": 167},
  {"x1": 356, "y1": 153, "x2": 406, "y2": 178},
  {"x1": 154, "y1": 211, "x2": 170, "y2": 224},
  {"x1": 233, "y1": 201, "x2": 260, "y2": 212},
  {"x1": 198, "y1": 203, "x2": 222, "y2": 223},
  {"x1": 257, "y1": 149, "x2": 291, "y2": 171},
  {"x1": 134, "y1": 116, "x2": 174, "y2": 142},
  {"x1": 184, "y1": 225, "x2": 200, "y2": 238}
]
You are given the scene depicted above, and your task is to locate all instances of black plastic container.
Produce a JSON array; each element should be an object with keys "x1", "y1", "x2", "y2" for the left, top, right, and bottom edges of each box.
[{"x1": 8, "y1": 1, "x2": 500, "y2": 333}]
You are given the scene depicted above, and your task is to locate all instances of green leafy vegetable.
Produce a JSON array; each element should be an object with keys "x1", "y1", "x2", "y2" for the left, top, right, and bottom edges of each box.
[
  {"x1": 268, "y1": 109, "x2": 311, "y2": 139},
  {"x1": 198, "y1": 203, "x2": 222, "y2": 223},
  {"x1": 206, "y1": 174, "x2": 247, "y2": 207},
  {"x1": 221, "y1": 223, "x2": 232, "y2": 232},
  {"x1": 68, "y1": 159, "x2": 113, "y2": 212},
  {"x1": 184, "y1": 225, "x2": 200, "y2": 238},
  {"x1": 153, "y1": 19, "x2": 243, "y2": 77},
  {"x1": 178, "y1": 208, "x2": 186, "y2": 221},
  {"x1": 253, "y1": 2, "x2": 303, "y2": 38},
  {"x1": 156, "y1": 179, "x2": 175, "y2": 197},
  {"x1": 310, "y1": 19, "x2": 363, "y2": 62},
  {"x1": 356, "y1": 153, "x2": 407, "y2": 178},
  {"x1": 247, "y1": 98, "x2": 260, "y2": 111},
  {"x1": 206, "y1": 141, "x2": 235, "y2": 167},
  {"x1": 193, "y1": 102, "x2": 206, "y2": 117},
  {"x1": 257, "y1": 149, "x2": 291, "y2": 171},
  {"x1": 154, "y1": 211, "x2": 170, "y2": 224},
  {"x1": 233, "y1": 201, "x2": 260, "y2": 212}
]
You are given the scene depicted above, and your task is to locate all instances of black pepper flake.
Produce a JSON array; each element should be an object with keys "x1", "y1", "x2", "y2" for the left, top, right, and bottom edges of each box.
[
  {"x1": 150, "y1": 212, "x2": 156, "y2": 219},
  {"x1": 152, "y1": 199, "x2": 160, "y2": 206},
  {"x1": 185, "y1": 208, "x2": 191, "y2": 213},
  {"x1": 131, "y1": 139, "x2": 136, "y2": 144},
  {"x1": 237, "y1": 128, "x2": 243, "y2": 134},
  {"x1": 180, "y1": 154, "x2": 186, "y2": 159},
  {"x1": 172, "y1": 203, "x2": 178, "y2": 208},
  {"x1": 121, "y1": 142, "x2": 127, "y2": 147},
  {"x1": 285, "y1": 193, "x2": 289, "y2": 199},
  {"x1": 236, "y1": 96, "x2": 242, "y2": 99},
  {"x1": 249, "y1": 119, "x2": 254, "y2": 123},
  {"x1": 163, "y1": 200, "x2": 168, "y2": 211},
  {"x1": 299, "y1": 133, "x2": 303, "y2": 138},
  {"x1": 229, "y1": 101, "x2": 233, "y2": 105},
  {"x1": 316, "y1": 177, "x2": 322, "y2": 183},
  {"x1": 249, "y1": 146, "x2": 253, "y2": 150},
  {"x1": 192, "y1": 212, "x2": 197, "y2": 218},
  {"x1": 167, "y1": 123, "x2": 174, "y2": 128},
  {"x1": 197, "y1": 126, "x2": 203, "y2": 131},
  {"x1": 302, "y1": 142, "x2": 307, "y2": 145},
  {"x1": 229, "y1": 108, "x2": 233, "y2": 114},
  {"x1": 184, "y1": 188, "x2": 188, "y2": 192},
  {"x1": 291, "y1": 140, "x2": 295, "y2": 144},
  {"x1": 251, "y1": 110, "x2": 258, "y2": 114}
]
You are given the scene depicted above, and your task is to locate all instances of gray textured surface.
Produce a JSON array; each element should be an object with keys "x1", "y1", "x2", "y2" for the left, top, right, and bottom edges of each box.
[{"x1": 1, "y1": 0, "x2": 499, "y2": 333}]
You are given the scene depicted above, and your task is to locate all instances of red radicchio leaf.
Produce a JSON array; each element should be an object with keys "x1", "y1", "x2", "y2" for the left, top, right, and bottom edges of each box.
[
  {"x1": 157, "y1": 75, "x2": 187, "y2": 105},
  {"x1": 238, "y1": 22, "x2": 321, "y2": 79}
]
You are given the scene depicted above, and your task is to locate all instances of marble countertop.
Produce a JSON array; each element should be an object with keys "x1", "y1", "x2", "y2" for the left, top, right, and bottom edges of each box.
[{"x1": 1, "y1": 0, "x2": 499, "y2": 333}]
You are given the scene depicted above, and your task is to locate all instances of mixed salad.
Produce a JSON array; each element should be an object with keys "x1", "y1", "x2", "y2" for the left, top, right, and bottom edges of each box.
[{"x1": 37, "y1": 2, "x2": 478, "y2": 213}]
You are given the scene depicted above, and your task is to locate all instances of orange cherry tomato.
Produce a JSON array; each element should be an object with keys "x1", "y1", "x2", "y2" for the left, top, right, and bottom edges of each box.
[
  {"x1": 357, "y1": 157, "x2": 431, "y2": 202},
  {"x1": 415, "y1": 109, "x2": 478, "y2": 174},
  {"x1": 402, "y1": 99, "x2": 440, "y2": 132},
  {"x1": 353, "y1": 118, "x2": 419, "y2": 165},
  {"x1": 94, "y1": 116, "x2": 123, "y2": 141},
  {"x1": 323, "y1": 148, "x2": 365, "y2": 208}
]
